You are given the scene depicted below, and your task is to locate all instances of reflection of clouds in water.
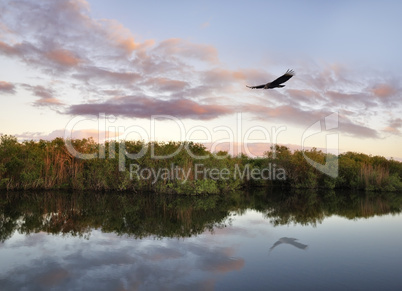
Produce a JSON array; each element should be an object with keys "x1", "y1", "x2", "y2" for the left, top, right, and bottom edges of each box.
[
  {"x1": 187, "y1": 243, "x2": 245, "y2": 273},
  {"x1": 0, "y1": 231, "x2": 244, "y2": 291},
  {"x1": 140, "y1": 245, "x2": 184, "y2": 261},
  {"x1": 211, "y1": 226, "x2": 251, "y2": 236},
  {"x1": 211, "y1": 211, "x2": 272, "y2": 238},
  {"x1": 5, "y1": 232, "x2": 48, "y2": 248},
  {"x1": 198, "y1": 250, "x2": 244, "y2": 273},
  {"x1": 36, "y1": 266, "x2": 70, "y2": 288}
]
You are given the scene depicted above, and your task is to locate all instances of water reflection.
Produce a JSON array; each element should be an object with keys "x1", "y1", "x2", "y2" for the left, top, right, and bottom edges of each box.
[
  {"x1": 0, "y1": 190, "x2": 401, "y2": 241},
  {"x1": 269, "y1": 237, "x2": 308, "y2": 253},
  {"x1": 1, "y1": 190, "x2": 402, "y2": 290},
  {"x1": 0, "y1": 231, "x2": 246, "y2": 290}
]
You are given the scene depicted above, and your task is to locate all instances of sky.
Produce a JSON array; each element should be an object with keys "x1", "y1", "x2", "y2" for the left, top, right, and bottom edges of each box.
[{"x1": 0, "y1": 0, "x2": 401, "y2": 159}]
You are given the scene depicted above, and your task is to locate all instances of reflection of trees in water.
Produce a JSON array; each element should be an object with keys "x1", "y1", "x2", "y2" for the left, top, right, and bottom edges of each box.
[
  {"x1": 263, "y1": 190, "x2": 402, "y2": 226},
  {"x1": 0, "y1": 190, "x2": 401, "y2": 241},
  {"x1": 263, "y1": 190, "x2": 326, "y2": 227},
  {"x1": 360, "y1": 197, "x2": 390, "y2": 216},
  {"x1": 0, "y1": 192, "x2": 233, "y2": 242}
]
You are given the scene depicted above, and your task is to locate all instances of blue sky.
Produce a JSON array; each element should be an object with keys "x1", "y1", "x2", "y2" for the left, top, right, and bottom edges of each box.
[
  {"x1": 0, "y1": 0, "x2": 401, "y2": 158},
  {"x1": 90, "y1": 1, "x2": 401, "y2": 68}
]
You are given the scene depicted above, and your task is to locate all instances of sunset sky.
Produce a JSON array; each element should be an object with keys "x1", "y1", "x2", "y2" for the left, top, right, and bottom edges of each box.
[{"x1": 0, "y1": 0, "x2": 401, "y2": 159}]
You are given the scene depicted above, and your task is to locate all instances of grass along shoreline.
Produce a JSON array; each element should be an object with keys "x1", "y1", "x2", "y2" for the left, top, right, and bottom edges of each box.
[{"x1": 0, "y1": 135, "x2": 401, "y2": 193}]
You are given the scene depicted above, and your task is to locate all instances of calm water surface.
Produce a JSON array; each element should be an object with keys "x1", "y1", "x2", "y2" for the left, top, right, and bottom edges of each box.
[{"x1": 1, "y1": 190, "x2": 402, "y2": 290}]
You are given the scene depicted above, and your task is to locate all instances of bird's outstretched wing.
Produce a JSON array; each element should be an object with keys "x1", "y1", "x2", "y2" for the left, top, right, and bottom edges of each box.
[
  {"x1": 246, "y1": 84, "x2": 266, "y2": 89},
  {"x1": 269, "y1": 69, "x2": 294, "y2": 87}
]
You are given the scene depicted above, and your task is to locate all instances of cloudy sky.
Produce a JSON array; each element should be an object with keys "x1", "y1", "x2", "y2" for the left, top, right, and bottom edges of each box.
[{"x1": 0, "y1": 0, "x2": 401, "y2": 158}]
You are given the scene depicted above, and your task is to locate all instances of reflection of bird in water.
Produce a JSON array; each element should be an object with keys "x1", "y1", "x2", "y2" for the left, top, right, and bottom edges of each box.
[{"x1": 269, "y1": 237, "x2": 308, "y2": 254}]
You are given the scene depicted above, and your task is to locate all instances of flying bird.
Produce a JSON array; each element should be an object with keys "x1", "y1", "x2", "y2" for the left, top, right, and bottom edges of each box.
[{"x1": 247, "y1": 69, "x2": 294, "y2": 89}]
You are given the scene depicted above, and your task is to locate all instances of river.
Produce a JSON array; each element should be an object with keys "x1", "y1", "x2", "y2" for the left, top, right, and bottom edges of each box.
[{"x1": 1, "y1": 190, "x2": 401, "y2": 290}]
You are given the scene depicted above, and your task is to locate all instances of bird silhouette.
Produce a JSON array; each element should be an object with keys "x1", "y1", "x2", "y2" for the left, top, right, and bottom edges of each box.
[
  {"x1": 269, "y1": 237, "x2": 308, "y2": 254},
  {"x1": 247, "y1": 69, "x2": 294, "y2": 89}
]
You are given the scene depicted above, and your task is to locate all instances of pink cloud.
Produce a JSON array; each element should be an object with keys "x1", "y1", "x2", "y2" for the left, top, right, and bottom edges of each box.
[
  {"x1": 21, "y1": 84, "x2": 64, "y2": 107},
  {"x1": 46, "y1": 49, "x2": 82, "y2": 67},
  {"x1": 383, "y1": 126, "x2": 399, "y2": 134},
  {"x1": 383, "y1": 118, "x2": 402, "y2": 135},
  {"x1": 141, "y1": 77, "x2": 189, "y2": 92},
  {"x1": 201, "y1": 68, "x2": 248, "y2": 91},
  {"x1": 0, "y1": 81, "x2": 16, "y2": 93},
  {"x1": 371, "y1": 83, "x2": 397, "y2": 98},
  {"x1": 154, "y1": 38, "x2": 218, "y2": 63},
  {"x1": 325, "y1": 90, "x2": 377, "y2": 109},
  {"x1": 73, "y1": 66, "x2": 141, "y2": 84},
  {"x1": 34, "y1": 97, "x2": 64, "y2": 106},
  {"x1": 0, "y1": 0, "x2": 145, "y2": 72},
  {"x1": 101, "y1": 19, "x2": 141, "y2": 54},
  {"x1": 67, "y1": 96, "x2": 234, "y2": 120},
  {"x1": 338, "y1": 119, "x2": 379, "y2": 138},
  {"x1": 0, "y1": 0, "x2": 396, "y2": 143},
  {"x1": 15, "y1": 128, "x2": 121, "y2": 142},
  {"x1": 287, "y1": 89, "x2": 322, "y2": 99},
  {"x1": 240, "y1": 103, "x2": 380, "y2": 139},
  {"x1": 0, "y1": 41, "x2": 17, "y2": 55},
  {"x1": 242, "y1": 104, "x2": 320, "y2": 124},
  {"x1": 0, "y1": 40, "x2": 38, "y2": 58}
]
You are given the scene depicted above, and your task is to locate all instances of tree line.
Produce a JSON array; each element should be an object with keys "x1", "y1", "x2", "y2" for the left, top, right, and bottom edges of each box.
[{"x1": 0, "y1": 135, "x2": 401, "y2": 193}]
